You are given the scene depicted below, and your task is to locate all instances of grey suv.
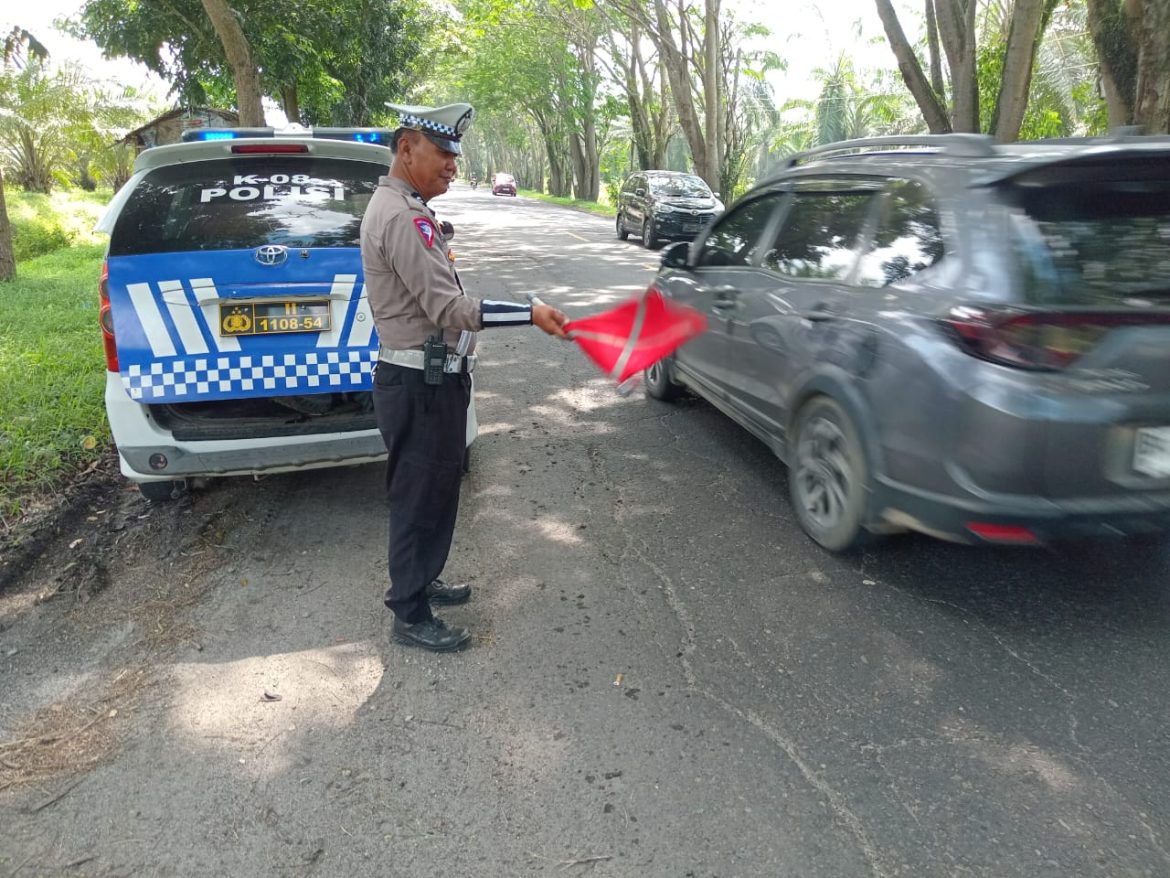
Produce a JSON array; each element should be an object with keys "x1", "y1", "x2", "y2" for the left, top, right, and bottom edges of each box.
[
  {"x1": 616, "y1": 171, "x2": 723, "y2": 249},
  {"x1": 644, "y1": 134, "x2": 1170, "y2": 551}
]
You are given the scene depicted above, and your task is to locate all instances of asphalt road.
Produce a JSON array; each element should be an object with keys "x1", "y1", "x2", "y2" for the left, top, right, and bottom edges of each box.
[{"x1": 3, "y1": 184, "x2": 1170, "y2": 877}]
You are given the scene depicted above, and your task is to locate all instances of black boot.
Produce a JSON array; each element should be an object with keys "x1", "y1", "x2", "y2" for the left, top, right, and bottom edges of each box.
[
  {"x1": 425, "y1": 579, "x2": 472, "y2": 605},
  {"x1": 392, "y1": 616, "x2": 471, "y2": 652}
]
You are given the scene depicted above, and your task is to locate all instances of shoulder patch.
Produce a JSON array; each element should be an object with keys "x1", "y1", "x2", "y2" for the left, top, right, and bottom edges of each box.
[{"x1": 413, "y1": 217, "x2": 436, "y2": 248}]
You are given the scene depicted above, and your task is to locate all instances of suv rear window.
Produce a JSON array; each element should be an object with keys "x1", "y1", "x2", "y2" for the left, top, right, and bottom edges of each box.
[
  {"x1": 109, "y1": 156, "x2": 384, "y2": 256},
  {"x1": 1003, "y1": 160, "x2": 1170, "y2": 305}
]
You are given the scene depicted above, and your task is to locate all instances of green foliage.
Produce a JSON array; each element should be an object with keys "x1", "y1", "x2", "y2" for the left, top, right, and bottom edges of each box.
[
  {"x1": 5, "y1": 188, "x2": 110, "y2": 261},
  {"x1": 976, "y1": 39, "x2": 1007, "y2": 138},
  {"x1": 974, "y1": 0, "x2": 1109, "y2": 140},
  {"x1": 603, "y1": 175, "x2": 623, "y2": 207},
  {"x1": 518, "y1": 188, "x2": 612, "y2": 216},
  {"x1": 12, "y1": 221, "x2": 70, "y2": 262},
  {"x1": 0, "y1": 242, "x2": 109, "y2": 517},
  {"x1": 0, "y1": 51, "x2": 156, "y2": 194},
  {"x1": 769, "y1": 56, "x2": 922, "y2": 162},
  {"x1": 72, "y1": 0, "x2": 434, "y2": 126}
]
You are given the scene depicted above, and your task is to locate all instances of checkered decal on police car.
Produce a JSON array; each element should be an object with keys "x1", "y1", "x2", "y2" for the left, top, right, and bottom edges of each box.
[{"x1": 123, "y1": 350, "x2": 379, "y2": 401}]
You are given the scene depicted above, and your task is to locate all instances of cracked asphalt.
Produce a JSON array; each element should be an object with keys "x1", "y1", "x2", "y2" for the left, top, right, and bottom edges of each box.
[{"x1": 2, "y1": 184, "x2": 1170, "y2": 877}]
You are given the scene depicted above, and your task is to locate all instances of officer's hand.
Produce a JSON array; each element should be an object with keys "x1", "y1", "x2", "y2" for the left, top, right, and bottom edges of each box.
[{"x1": 533, "y1": 303, "x2": 569, "y2": 339}]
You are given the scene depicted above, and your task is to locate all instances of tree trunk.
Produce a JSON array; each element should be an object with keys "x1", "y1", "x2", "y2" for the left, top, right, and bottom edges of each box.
[
  {"x1": 1086, "y1": 0, "x2": 1138, "y2": 126},
  {"x1": 653, "y1": 0, "x2": 709, "y2": 183},
  {"x1": 652, "y1": 61, "x2": 672, "y2": 167},
  {"x1": 702, "y1": 0, "x2": 721, "y2": 186},
  {"x1": 533, "y1": 108, "x2": 570, "y2": 197},
  {"x1": 990, "y1": 0, "x2": 1048, "y2": 141},
  {"x1": 617, "y1": 24, "x2": 653, "y2": 168},
  {"x1": 875, "y1": 0, "x2": 951, "y2": 132},
  {"x1": 924, "y1": 0, "x2": 946, "y2": 100},
  {"x1": 1133, "y1": 0, "x2": 1170, "y2": 133},
  {"x1": 280, "y1": 84, "x2": 300, "y2": 126},
  {"x1": 1087, "y1": 0, "x2": 1168, "y2": 133},
  {"x1": 200, "y1": 0, "x2": 265, "y2": 127},
  {"x1": 569, "y1": 132, "x2": 588, "y2": 199},
  {"x1": 577, "y1": 42, "x2": 601, "y2": 200},
  {"x1": 935, "y1": 0, "x2": 979, "y2": 132},
  {"x1": 0, "y1": 170, "x2": 15, "y2": 282}
]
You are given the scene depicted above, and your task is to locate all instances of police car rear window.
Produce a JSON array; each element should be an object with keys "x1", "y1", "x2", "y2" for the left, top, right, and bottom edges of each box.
[{"x1": 108, "y1": 157, "x2": 384, "y2": 256}]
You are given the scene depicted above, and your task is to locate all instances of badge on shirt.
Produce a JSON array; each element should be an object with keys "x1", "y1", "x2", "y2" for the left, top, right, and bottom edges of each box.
[{"x1": 413, "y1": 217, "x2": 436, "y2": 249}]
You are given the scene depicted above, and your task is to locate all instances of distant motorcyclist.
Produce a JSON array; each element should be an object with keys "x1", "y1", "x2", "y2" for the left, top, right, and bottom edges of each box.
[{"x1": 469, "y1": 174, "x2": 479, "y2": 190}]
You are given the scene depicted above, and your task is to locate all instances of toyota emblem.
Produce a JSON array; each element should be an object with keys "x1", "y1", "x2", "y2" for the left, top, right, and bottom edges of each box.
[{"x1": 255, "y1": 244, "x2": 288, "y2": 266}]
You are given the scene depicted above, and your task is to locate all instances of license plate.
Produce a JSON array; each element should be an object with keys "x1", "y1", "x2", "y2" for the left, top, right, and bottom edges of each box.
[
  {"x1": 1133, "y1": 426, "x2": 1170, "y2": 478},
  {"x1": 220, "y1": 300, "x2": 331, "y2": 336},
  {"x1": 682, "y1": 224, "x2": 700, "y2": 233}
]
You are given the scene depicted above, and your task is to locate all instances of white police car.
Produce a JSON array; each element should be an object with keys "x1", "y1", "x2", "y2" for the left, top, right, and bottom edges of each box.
[{"x1": 96, "y1": 126, "x2": 475, "y2": 500}]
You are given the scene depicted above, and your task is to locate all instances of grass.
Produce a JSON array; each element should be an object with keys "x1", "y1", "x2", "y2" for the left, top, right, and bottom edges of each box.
[
  {"x1": 1, "y1": 189, "x2": 111, "y2": 519},
  {"x1": 518, "y1": 189, "x2": 615, "y2": 218}
]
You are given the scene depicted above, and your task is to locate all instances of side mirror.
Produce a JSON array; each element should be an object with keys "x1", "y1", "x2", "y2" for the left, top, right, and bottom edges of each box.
[
  {"x1": 635, "y1": 188, "x2": 646, "y2": 197},
  {"x1": 713, "y1": 192, "x2": 721, "y2": 199},
  {"x1": 660, "y1": 241, "x2": 689, "y2": 269}
]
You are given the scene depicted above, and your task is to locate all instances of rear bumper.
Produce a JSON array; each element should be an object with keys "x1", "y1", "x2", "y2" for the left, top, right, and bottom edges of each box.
[
  {"x1": 874, "y1": 475, "x2": 1170, "y2": 545},
  {"x1": 105, "y1": 371, "x2": 476, "y2": 484}
]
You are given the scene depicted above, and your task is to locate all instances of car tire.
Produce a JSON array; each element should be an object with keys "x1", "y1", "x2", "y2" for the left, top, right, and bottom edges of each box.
[
  {"x1": 644, "y1": 356, "x2": 683, "y2": 401},
  {"x1": 642, "y1": 218, "x2": 662, "y2": 250},
  {"x1": 788, "y1": 396, "x2": 870, "y2": 552},
  {"x1": 616, "y1": 212, "x2": 629, "y2": 240},
  {"x1": 138, "y1": 479, "x2": 187, "y2": 502}
]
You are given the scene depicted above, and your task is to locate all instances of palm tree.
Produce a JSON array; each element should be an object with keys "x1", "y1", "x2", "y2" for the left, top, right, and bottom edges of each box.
[
  {"x1": 0, "y1": 25, "x2": 50, "y2": 281},
  {"x1": 769, "y1": 53, "x2": 923, "y2": 162}
]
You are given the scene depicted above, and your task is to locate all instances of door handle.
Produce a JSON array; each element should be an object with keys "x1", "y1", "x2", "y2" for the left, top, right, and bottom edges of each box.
[{"x1": 710, "y1": 285, "x2": 738, "y2": 312}]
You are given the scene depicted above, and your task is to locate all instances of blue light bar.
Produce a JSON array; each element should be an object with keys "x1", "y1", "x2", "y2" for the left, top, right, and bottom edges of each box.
[
  {"x1": 180, "y1": 128, "x2": 276, "y2": 142},
  {"x1": 312, "y1": 128, "x2": 395, "y2": 144},
  {"x1": 178, "y1": 127, "x2": 393, "y2": 144}
]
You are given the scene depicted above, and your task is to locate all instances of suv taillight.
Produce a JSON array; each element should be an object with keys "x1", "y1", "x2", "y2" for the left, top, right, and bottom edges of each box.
[
  {"x1": 99, "y1": 259, "x2": 118, "y2": 371},
  {"x1": 939, "y1": 306, "x2": 1170, "y2": 370}
]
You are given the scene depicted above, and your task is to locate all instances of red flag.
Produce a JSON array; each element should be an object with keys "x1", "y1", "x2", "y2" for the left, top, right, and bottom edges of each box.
[{"x1": 566, "y1": 287, "x2": 708, "y2": 384}]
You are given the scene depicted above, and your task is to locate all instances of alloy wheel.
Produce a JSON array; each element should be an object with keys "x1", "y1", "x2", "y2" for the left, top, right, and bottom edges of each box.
[{"x1": 794, "y1": 416, "x2": 855, "y2": 532}]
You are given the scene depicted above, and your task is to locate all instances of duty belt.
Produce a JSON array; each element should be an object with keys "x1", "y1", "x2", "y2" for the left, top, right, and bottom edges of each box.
[{"x1": 378, "y1": 347, "x2": 477, "y2": 374}]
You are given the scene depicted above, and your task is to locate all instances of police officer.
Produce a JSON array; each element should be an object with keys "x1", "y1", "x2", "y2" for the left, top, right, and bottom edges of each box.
[{"x1": 360, "y1": 102, "x2": 568, "y2": 652}]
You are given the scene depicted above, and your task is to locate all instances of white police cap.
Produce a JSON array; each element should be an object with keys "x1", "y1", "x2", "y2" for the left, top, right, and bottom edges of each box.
[{"x1": 386, "y1": 102, "x2": 474, "y2": 155}]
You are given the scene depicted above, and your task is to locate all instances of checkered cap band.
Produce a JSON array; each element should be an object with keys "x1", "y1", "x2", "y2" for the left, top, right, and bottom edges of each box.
[
  {"x1": 401, "y1": 114, "x2": 457, "y2": 139},
  {"x1": 122, "y1": 349, "x2": 379, "y2": 402}
]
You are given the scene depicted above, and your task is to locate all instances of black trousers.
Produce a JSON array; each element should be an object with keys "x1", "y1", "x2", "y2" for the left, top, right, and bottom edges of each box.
[{"x1": 373, "y1": 363, "x2": 470, "y2": 623}]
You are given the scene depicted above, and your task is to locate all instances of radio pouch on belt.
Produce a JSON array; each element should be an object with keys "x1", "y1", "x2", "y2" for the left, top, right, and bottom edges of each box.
[{"x1": 423, "y1": 335, "x2": 448, "y2": 385}]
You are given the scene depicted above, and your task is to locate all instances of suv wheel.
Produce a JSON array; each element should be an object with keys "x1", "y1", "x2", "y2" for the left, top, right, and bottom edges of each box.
[
  {"x1": 616, "y1": 211, "x2": 629, "y2": 240},
  {"x1": 789, "y1": 397, "x2": 869, "y2": 552},
  {"x1": 642, "y1": 218, "x2": 662, "y2": 250},
  {"x1": 644, "y1": 357, "x2": 683, "y2": 401}
]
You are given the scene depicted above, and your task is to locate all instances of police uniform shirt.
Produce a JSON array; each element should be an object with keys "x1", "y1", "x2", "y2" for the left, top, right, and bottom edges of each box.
[{"x1": 360, "y1": 177, "x2": 533, "y2": 353}]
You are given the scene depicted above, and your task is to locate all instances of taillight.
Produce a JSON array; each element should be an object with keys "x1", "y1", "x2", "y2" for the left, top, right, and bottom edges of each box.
[
  {"x1": 99, "y1": 259, "x2": 118, "y2": 371},
  {"x1": 966, "y1": 522, "x2": 1039, "y2": 545},
  {"x1": 940, "y1": 306, "x2": 1170, "y2": 371},
  {"x1": 231, "y1": 144, "x2": 308, "y2": 154}
]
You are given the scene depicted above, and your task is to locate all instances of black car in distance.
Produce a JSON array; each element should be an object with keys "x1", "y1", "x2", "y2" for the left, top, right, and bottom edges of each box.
[{"x1": 617, "y1": 170, "x2": 724, "y2": 249}]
